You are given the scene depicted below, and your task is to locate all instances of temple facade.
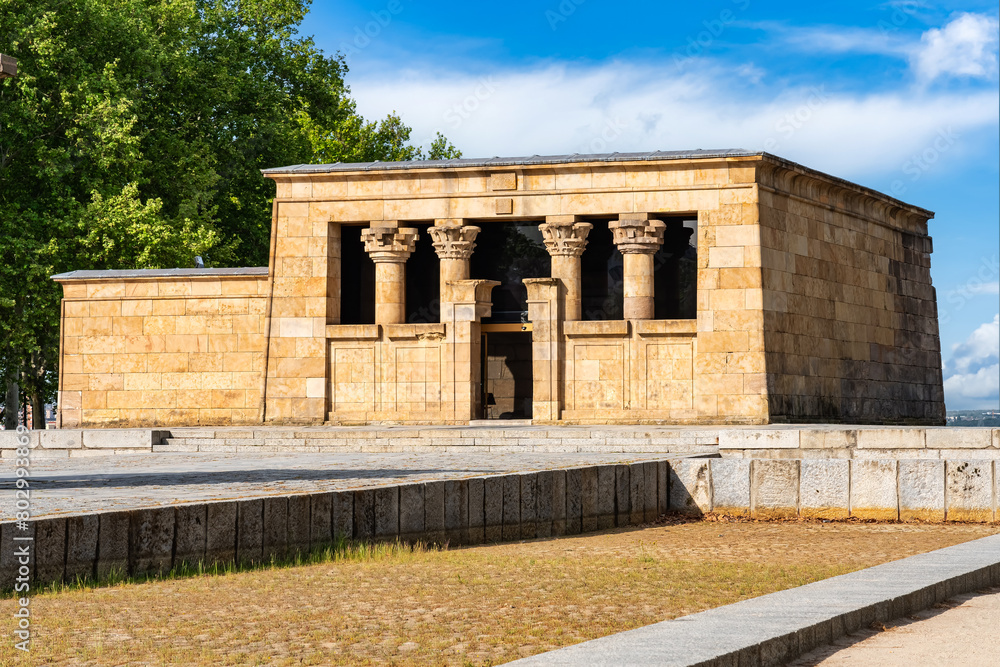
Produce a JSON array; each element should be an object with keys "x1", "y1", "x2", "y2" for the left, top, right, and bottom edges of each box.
[{"x1": 53, "y1": 150, "x2": 945, "y2": 427}]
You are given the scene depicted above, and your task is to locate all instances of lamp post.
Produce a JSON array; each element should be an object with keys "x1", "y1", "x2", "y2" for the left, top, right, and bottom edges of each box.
[{"x1": 0, "y1": 54, "x2": 17, "y2": 79}]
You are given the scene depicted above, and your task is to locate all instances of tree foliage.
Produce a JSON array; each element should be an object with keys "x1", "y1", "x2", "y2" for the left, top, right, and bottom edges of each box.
[{"x1": 0, "y1": 0, "x2": 460, "y2": 424}]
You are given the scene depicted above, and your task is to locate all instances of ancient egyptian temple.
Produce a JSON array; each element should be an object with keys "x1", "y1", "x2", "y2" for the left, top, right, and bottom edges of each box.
[{"x1": 52, "y1": 150, "x2": 945, "y2": 427}]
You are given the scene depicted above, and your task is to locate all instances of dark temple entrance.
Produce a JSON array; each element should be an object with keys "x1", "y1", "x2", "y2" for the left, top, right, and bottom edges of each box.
[{"x1": 481, "y1": 325, "x2": 532, "y2": 420}]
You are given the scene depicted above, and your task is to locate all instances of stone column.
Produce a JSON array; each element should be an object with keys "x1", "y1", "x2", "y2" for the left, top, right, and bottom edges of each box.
[
  {"x1": 525, "y1": 278, "x2": 561, "y2": 422},
  {"x1": 428, "y1": 220, "x2": 481, "y2": 320},
  {"x1": 539, "y1": 216, "x2": 592, "y2": 322},
  {"x1": 361, "y1": 225, "x2": 418, "y2": 325},
  {"x1": 610, "y1": 214, "x2": 666, "y2": 320},
  {"x1": 441, "y1": 279, "x2": 499, "y2": 421}
]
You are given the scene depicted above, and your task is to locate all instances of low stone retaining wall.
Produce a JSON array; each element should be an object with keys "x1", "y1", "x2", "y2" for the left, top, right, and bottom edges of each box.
[{"x1": 720, "y1": 427, "x2": 1000, "y2": 459}]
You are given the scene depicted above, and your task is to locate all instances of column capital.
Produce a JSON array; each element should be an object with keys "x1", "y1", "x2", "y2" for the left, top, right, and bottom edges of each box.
[
  {"x1": 609, "y1": 215, "x2": 666, "y2": 254},
  {"x1": 539, "y1": 218, "x2": 593, "y2": 257},
  {"x1": 428, "y1": 223, "x2": 481, "y2": 260},
  {"x1": 361, "y1": 226, "x2": 418, "y2": 263}
]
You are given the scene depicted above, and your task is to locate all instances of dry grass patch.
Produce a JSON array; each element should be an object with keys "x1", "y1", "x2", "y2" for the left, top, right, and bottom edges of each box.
[{"x1": 1, "y1": 520, "x2": 996, "y2": 666}]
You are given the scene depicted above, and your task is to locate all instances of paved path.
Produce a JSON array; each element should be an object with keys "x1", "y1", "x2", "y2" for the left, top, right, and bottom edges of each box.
[
  {"x1": 790, "y1": 587, "x2": 1000, "y2": 666},
  {"x1": 0, "y1": 451, "x2": 672, "y2": 520}
]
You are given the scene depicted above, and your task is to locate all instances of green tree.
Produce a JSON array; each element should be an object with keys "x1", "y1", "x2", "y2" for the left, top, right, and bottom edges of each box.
[{"x1": 0, "y1": 0, "x2": 459, "y2": 427}]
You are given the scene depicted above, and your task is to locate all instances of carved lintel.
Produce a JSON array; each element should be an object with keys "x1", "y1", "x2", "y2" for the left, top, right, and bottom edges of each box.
[
  {"x1": 428, "y1": 224, "x2": 481, "y2": 260},
  {"x1": 539, "y1": 220, "x2": 593, "y2": 257},
  {"x1": 609, "y1": 216, "x2": 666, "y2": 254},
  {"x1": 361, "y1": 226, "x2": 418, "y2": 263}
]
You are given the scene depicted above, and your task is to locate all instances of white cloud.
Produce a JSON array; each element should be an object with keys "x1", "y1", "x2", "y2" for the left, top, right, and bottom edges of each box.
[
  {"x1": 967, "y1": 281, "x2": 1000, "y2": 295},
  {"x1": 350, "y1": 61, "x2": 999, "y2": 177},
  {"x1": 944, "y1": 314, "x2": 1000, "y2": 408},
  {"x1": 912, "y1": 13, "x2": 1000, "y2": 84}
]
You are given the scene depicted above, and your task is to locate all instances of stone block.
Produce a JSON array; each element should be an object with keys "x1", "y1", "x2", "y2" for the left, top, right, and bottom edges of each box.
[
  {"x1": 237, "y1": 499, "x2": 264, "y2": 565},
  {"x1": 0, "y1": 429, "x2": 38, "y2": 450},
  {"x1": 799, "y1": 429, "x2": 857, "y2": 450},
  {"x1": 719, "y1": 429, "x2": 799, "y2": 450},
  {"x1": 332, "y1": 491, "x2": 354, "y2": 541},
  {"x1": 628, "y1": 462, "x2": 645, "y2": 525},
  {"x1": 374, "y1": 487, "x2": 399, "y2": 540},
  {"x1": 0, "y1": 521, "x2": 34, "y2": 590},
  {"x1": 925, "y1": 428, "x2": 992, "y2": 450},
  {"x1": 484, "y1": 477, "x2": 503, "y2": 543},
  {"x1": 353, "y1": 489, "x2": 375, "y2": 540},
  {"x1": 399, "y1": 484, "x2": 425, "y2": 542},
  {"x1": 800, "y1": 460, "x2": 850, "y2": 519},
  {"x1": 262, "y1": 497, "x2": 288, "y2": 561},
  {"x1": 535, "y1": 471, "x2": 553, "y2": 539},
  {"x1": 309, "y1": 493, "x2": 333, "y2": 547},
  {"x1": 83, "y1": 429, "x2": 163, "y2": 449},
  {"x1": 752, "y1": 460, "x2": 799, "y2": 519},
  {"x1": 501, "y1": 476, "x2": 520, "y2": 541},
  {"x1": 565, "y1": 468, "x2": 582, "y2": 535},
  {"x1": 467, "y1": 478, "x2": 485, "y2": 544},
  {"x1": 643, "y1": 462, "x2": 658, "y2": 523},
  {"x1": 657, "y1": 461, "x2": 668, "y2": 517},
  {"x1": 615, "y1": 464, "x2": 630, "y2": 527},
  {"x1": 596, "y1": 465, "x2": 616, "y2": 529},
  {"x1": 550, "y1": 470, "x2": 567, "y2": 536},
  {"x1": 174, "y1": 504, "x2": 207, "y2": 567},
  {"x1": 424, "y1": 481, "x2": 446, "y2": 544},
  {"x1": 850, "y1": 460, "x2": 898, "y2": 520},
  {"x1": 287, "y1": 495, "x2": 311, "y2": 555},
  {"x1": 39, "y1": 430, "x2": 83, "y2": 449},
  {"x1": 668, "y1": 459, "x2": 711, "y2": 514},
  {"x1": 946, "y1": 461, "x2": 994, "y2": 523},
  {"x1": 898, "y1": 460, "x2": 945, "y2": 522},
  {"x1": 130, "y1": 507, "x2": 174, "y2": 575},
  {"x1": 856, "y1": 429, "x2": 924, "y2": 450},
  {"x1": 581, "y1": 466, "x2": 599, "y2": 532},
  {"x1": 710, "y1": 459, "x2": 751, "y2": 516},
  {"x1": 444, "y1": 480, "x2": 467, "y2": 545},
  {"x1": 520, "y1": 473, "x2": 538, "y2": 540},
  {"x1": 65, "y1": 515, "x2": 99, "y2": 581},
  {"x1": 206, "y1": 501, "x2": 237, "y2": 566},
  {"x1": 34, "y1": 518, "x2": 66, "y2": 585}
]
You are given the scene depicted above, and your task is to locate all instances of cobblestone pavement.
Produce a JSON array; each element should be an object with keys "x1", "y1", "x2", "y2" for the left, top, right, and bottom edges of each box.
[
  {"x1": 790, "y1": 587, "x2": 1000, "y2": 666},
  {"x1": 0, "y1": 451, "x2": 674, "y2": 520}
]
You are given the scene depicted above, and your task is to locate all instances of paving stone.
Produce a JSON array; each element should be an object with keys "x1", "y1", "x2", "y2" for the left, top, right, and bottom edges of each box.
[
  {"x1": 596, "y1": 465, "x2": 615, "y2": 529},
  {"x1": 520, "y1": 473, "x2": 537, "y2": 540},
  {"x1": 374, "y1": 486, "x2": 399, "y2": 539},
  {"x1": 129, "y1": 507, "x2": 174, "y2": 575},
  {"x1": 467, "y1": 478, "x2": 485, "y2": 544},
  {"x1": 65, "y1": 515, "x2": 98, "y2": 581},
  {"x1": 205, "y1": 501, "x2": 237, "y2": 565},
  {"x1": 629, "y1": 462, "x2": 645, "y2": 525},
  {"x1": 353, "y1": 489, "x2": 375, "y2": 540},
  {"x1": 332, "y1": 491, "x2": 353, "y2": 541},
  {"x1": 484, "y1": 477, "x2": 503, "y2": 543},
  {"x1": 565, "y1": 468, "x2": 582, "y2": 535},
  {"x1": 710, "y1": 459, "x2": 751, "y2": 516},
  {"x1": 550, "y1": 469, "x2": 567, "y2": 536},
  {"x1": 424, "y1": 480, "x2": 446, "y2": 544},
  {"x1": 642, "y1": 461, "x2": 658, "y2": 523},
  {"x1": 899, "y1": 460, "x2": 945, "y2": 522},
  {"x1": 799, "y1": 460, "x2": 850, "y2": 519},
  {"x1": 580, "y1": 466, "x2": 599, "y2": 532},
  {"x1": 615, "y1": 464, "x2": 630, "y2": 526},
  {"x1": 752, "y1": 460, "x2": 799, "y2": 519},
  {"x1": 34, "y1": 518, "x2": 66, "y2": 585},
  {"x1": 501, "y1": 475, "x2": 520, "y2": 541},
  {"x1": 668, "y1": 459, "x2": 711, "y2": 514},
  {"x1": 946, "y1": 460, "x2": 994, "y2": 523},
  {"x1": 174, "y1": 504, "x2": 207, "y2": 567},
  {"x1": 309, "y1": 493, "x2": 333, "y2": 547},
  {"x1": 287, "y1": 495, "x2": 311, "y2": 554},
  {"x1": 236, "y1": 499, "x2": 264, "y2": 565},
  {"x1": 444, "y1": 479, "x2": 467, "y2": 545},
  {"x1": 851, "y1": 460, "x2": 898, "y2": 520},
  {"x1": 535, "y1": 471, "x2": 553, "y2": 539}
]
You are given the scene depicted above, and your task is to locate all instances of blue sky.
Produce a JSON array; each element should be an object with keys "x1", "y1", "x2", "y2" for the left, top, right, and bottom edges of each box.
[{"x1": 301, "y1": 0, "x2": 999, "y2": 410}]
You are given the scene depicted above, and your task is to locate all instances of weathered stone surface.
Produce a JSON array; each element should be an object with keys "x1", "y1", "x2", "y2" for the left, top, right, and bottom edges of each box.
[
  {"x1": 668, "y1": 459, "x2": 711, "y2": 514},
  {"x1": 309, "y1": 493, "x2": 333, "y2": 547},
  {"x1": 799, "y1": 429, "x2": 857, "y2": 450},
  {"x1": 286, "y1": 495, "x2": 310, "y2": 554},
  {"x1": 467, "y1": 478, "x2": 485, "y2": 544},
  {"x1": 97, "y1": 511, "x2": 130, "y2": 578},
  {"x1": 374, "y1": 486, "x2": 399, "y2": 539},
  {"x1": 444, "y1": 479, "x2": 467, "y2": 545},
  {"x1": 925, "y1": 428, "x2": 992, "y2": 450},
  {"x1": 130, "y1": 507, "x2": 174, "y2": 575},
  {"x1": 424, "y1": 480, "x2": 446, "y2": 543},
  {"x1": 83, "y1": 429, "x2": 161, "y2": 449},
  {"x1": 581, "y1": 466, "x2": 599, "y2": 532},
  {"x1": 657, "y1": 461, "x2": 668, "y2": 517},
  {"x1": 565, "y1": 468, "x2": 582, "y2": 535},
  {"x1": 710, "y1": 459, "x2": 751, "y2": 516},
  {"x1": 752, "y1": 460, "x2": 799, "y2": 519},
  {"x1": 719, "y1": 429, "x2": 799, "y2": 450},
  {"x1": 535, "y1": 471, "x2": 553, "y2": 539},
  {"x1": 856, "y1": 429, "x2": 924, "y2": 450},
  {"x1": 799, "y1": 460, "x2": 850, "y2": 519},
  {"x1": 66, "y1": 514, "x2": 99, "y2": 581},
  {"x1": 628, "y1": 462, "x2": 645, "y2": 525},
  {"x1": 946, "y1": 460, "x2": 994, "y2": 523},
  {"x1": 353, "y1": 489, "x2": 375, "y2": 540},
  {"x1": 262, "y1": 497, "x2": 288, "y2": 560},
  {"x1": 851, "y1": 460, "x2": 898, "y2": 520},
  {"x1": 501, "y1": 476, "x2": 520, "y2": 541},
  {"x1": 206, "y1": 501, "x2": 237, "y2": 565},
  {"x1": 484, "y1": 477, "x2": 503, "y2": 543},
  {"x1": 615, "y1": 464, "x2": 630, "y2": 526},
  {"x1": 899, "y1": 460, "x2": 945, "y2": 522},
  {"x1": 39, "y1": 429, "x2": 83, "y2": 449},
  {"x1": 520, "y1": 473, "x2": 537, "y2": 540},
  {"x1": 174, "y1": 504, "x2": 207, "y2": 566},
  {"x1": 595, "y1": 465, "x2": 615, "y2": 529},
  {"x1": 0, "y1": 521, "x2": 33, "y2": 590},
  {"x1": 643, "y1": 462, "x2": 658, "y2": 523},
  {"x1": 332, "y1": 491, "x2": 354, "y2": 541},
  {"x1": 399, "y1": 484, "x2": 425, "y2": 541},
  {"x1": 237, "y1": 498, "x2": 264, "y2": 565},
  {"x1": 551, "y1": 469, "x2": 567, "y2": 536},
  {"x1": 34, "y1": 518, "x2": 66, "y2": 585}
]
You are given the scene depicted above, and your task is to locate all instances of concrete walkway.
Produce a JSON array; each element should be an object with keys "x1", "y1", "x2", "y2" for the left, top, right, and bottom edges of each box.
[
  {"x1": 790, "y1": 587, "x2": 1000, "y2": 666},
  {"x1": 0, "y1": 451, "x2": 676, "y2": 521}
]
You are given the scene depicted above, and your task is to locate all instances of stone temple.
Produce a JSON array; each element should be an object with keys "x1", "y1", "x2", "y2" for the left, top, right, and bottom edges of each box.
[{"x1": 52, "y1": 150, "x2": 945, "y2": 428}]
